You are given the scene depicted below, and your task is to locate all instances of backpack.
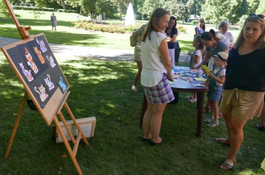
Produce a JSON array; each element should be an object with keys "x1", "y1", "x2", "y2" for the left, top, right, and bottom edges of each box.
[{"x1": 130, "y1": 29, "x2": 139, "y2": 47}]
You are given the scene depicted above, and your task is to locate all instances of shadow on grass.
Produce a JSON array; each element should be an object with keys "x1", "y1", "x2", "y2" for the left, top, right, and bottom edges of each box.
[
  {"x1": 0, "y1": 27, "x2": 106, "y2": 47},
  {"x1": 0, "y1": 57, "x2": 263, "y2": 174},
  {"x1": 0, "y1": 17, "x2": 74, "y2": 28}
]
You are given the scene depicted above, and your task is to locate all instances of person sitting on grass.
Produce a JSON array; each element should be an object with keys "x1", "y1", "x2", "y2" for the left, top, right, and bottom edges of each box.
[
  {"x1": 185, "y1": 35, "x2": 204, "y2": 103},
  {"x1": 204, "y1": 52, "x2": 227, "y2": 127}
]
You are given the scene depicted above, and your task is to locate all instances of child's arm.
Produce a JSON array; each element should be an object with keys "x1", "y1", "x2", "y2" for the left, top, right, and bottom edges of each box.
[
  {"x1": 209, "y1": 73, "x2": 225, "y2": 84},
  {"x1": 188, "y1": 52, "x2": 200, "y2": 64}
]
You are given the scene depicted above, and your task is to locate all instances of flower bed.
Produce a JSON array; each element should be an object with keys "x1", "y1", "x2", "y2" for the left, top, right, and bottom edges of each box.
[{"x1": 73, "y1": 20, "x2": 140, "y2": 34}]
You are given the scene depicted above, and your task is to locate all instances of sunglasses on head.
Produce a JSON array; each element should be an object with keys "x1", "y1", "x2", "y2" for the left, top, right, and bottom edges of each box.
[{"x1": 249, "y1": 14, "x2": 264, "y2": 19}]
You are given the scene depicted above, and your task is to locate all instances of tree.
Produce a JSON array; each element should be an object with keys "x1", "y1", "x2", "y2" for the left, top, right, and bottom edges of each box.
[
  {"x1": 110, "y1": 0, "x2": 135, "y2": 20},
  {"x1": 256, "y1": 0, "x2": 265, "y2": 14},
  {"x1": 247, "y1": 0, "x2": 260, "y2": 14},
  {"x1": 138, "y1": 0, "x2": 164, "y2": 19}
]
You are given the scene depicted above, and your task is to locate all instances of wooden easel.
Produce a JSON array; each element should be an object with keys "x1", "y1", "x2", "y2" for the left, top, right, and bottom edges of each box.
[{"x1": 2, "y1": 0, "x2": 88, "y2": 174}]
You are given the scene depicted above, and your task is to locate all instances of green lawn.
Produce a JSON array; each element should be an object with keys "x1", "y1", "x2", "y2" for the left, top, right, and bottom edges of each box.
[
  {"x1": 0, "y1": 51, "x2": 264, "y2": 174},
  {"x1": 0, "y1": 10, "x2": 240, "y2": 53}
]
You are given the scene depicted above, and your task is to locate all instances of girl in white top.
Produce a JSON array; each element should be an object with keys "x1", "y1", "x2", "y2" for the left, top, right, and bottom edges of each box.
[
  {"x1": 141, "y1": 8, "x2": 174, "y2": 146},
  {"x1": 186, "y1": 36, "x2": 204, "y2": 102}
]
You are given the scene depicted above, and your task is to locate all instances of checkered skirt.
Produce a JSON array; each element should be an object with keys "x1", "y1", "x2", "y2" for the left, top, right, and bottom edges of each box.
[{"x1": 144, "y1": 73, "x2": 175, "y2": 104}]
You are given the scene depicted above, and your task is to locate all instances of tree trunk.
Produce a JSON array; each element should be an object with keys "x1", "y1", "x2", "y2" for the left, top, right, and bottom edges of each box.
[
  {"x1": 120, "y1": 13, "x2": 122, "y2": 21},
  {"x1": 59, "y1": 0, "x2": 66, "y2": 10}
]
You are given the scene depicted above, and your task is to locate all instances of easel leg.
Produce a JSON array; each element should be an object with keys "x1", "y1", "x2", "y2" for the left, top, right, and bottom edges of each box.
[
  {"x1": 54, "y1": 116, "x2": 83, "y2": 175},
  {"x1": 5, "y1": 91, "x2": 27, "y2": 159},
  {"x1": 58, "y1": 111, "x2": 76, "y2": 144},
  {"x1": 64, "y1": 102, "x2": 89, "y2": 146}
]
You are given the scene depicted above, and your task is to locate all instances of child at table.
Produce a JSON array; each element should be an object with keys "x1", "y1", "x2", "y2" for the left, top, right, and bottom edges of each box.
[
  {"x1": 185, "y1": 36, "x2": 204, "y2": 103},
  {"x1": 204, "y1": 52, "x2": 227, "y2": 127}
]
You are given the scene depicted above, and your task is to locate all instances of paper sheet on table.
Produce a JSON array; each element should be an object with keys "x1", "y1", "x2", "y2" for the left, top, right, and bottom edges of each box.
[
  {"x1": 194, "y1": 78, "x2": 207, "y2": 82},
  {"x1": 202, "y1": 65, "x2": 210, "y2": 75},
  {"x1": 169, "y1": 80, "x2": 175, "y2": 84}
]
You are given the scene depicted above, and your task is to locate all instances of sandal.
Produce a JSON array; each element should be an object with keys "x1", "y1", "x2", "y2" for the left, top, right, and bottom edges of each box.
[
  {"x1": 216, "y1": 138, "x2": 230, "y2": 146},
  {"x1": 218, "y1": 113, "x2": 222, "y2": 119},
  {"x1": 188, "y1": 98, "x2": 197, "y2": 103},
  {"x1": 203, "y1": 106, "x2": 211, "y2": 112},
  {"x1": 220, "y1": 159, "x2": 236, "y2": 170}
]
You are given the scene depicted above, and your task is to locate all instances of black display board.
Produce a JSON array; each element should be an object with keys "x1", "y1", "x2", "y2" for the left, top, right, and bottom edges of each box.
[{"x1": 1, "y1": 33, "x2": 69, "y2": 125}]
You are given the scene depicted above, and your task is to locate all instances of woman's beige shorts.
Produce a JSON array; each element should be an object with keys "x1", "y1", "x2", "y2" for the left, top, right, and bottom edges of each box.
[{"x1": 219, "y1": 89, "x2": 264, "y2": 120}]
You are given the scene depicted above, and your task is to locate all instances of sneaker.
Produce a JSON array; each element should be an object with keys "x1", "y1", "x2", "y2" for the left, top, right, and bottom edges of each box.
[
  {"x1": 204, "y1": 117, "x2": 212, "y2": 124},
  {"x1": 208, "y1": 120, "x2": 219, "y2": 127}
]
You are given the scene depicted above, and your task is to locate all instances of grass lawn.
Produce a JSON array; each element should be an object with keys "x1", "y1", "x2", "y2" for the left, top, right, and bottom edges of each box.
[
  {"x1": 0, "y1": 10, "x2": 240, "y2": 53},
  {"x1": 0, "y1": 50, "x2": 264, "y2": 174}
]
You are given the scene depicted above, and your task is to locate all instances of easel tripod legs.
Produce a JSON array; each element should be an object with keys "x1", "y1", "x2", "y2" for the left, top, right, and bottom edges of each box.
[
  {"x1": 5, "y1": 91, "x2": 28, "y2": 159},
  {"x1": 54, "y1": 116, "x2": 83, "y2": 175}
]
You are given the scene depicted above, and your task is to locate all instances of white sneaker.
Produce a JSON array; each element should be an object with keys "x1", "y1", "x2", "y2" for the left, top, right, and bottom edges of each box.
[
  {"x1": 204, "y1": 117, "x2": 212, "y2": 124},
  {"x1": 208, "y1": 120, "x2": 219, "y2": 127}
]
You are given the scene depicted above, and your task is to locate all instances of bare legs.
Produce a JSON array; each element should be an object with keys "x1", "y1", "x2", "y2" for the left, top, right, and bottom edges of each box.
[
  {"x1": 143, "y1": 102, "x2": 167, "y2": 143},
  {"x1": 132, "y1": 61, "x2": 142, "y2": 92},
  {"x1": 210, "y1": 100, "x2": 219, "y2": 121},
  {"x1": 220, "y1": 113, "x2": 247, "y2": 169}
]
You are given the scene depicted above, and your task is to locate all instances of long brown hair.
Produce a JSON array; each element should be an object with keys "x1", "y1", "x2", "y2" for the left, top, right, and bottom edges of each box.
[
  {"x1": 141, "y1": 8, "x2": 170, "y2": 42},
  {"x1": 233, "y1": 15, "x2": 265, "y2": 49}
]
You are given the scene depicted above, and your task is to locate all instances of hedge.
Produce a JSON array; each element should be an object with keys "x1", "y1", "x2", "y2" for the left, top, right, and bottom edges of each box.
[{"x1": 13, "y1": 6, "x2": 54, "y2": 11}]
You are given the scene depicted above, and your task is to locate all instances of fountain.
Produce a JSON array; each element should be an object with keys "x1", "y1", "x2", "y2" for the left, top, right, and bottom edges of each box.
[{"x1": 125, "y1": 3, "x2": 135, "y2": 26}]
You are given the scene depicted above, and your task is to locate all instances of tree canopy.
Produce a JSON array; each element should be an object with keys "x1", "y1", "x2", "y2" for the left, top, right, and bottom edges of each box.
[{"x1": 2, "y1": 0, "x2": 265, "y2": 24}]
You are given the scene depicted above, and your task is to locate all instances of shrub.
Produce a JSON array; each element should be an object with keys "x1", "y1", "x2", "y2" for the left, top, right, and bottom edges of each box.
[
  {"x1": 177, "y1": 26, "x2": 187, "y2": 33},
  {"x1": 72, "y1": 20, "x2": 140, "y2": 34},
  {"x1": 191, "y1": 20, "x2": 198, "y2": 25},
  {"x1": 14, "y1": 6, "x2": 54, "y2": 11}
]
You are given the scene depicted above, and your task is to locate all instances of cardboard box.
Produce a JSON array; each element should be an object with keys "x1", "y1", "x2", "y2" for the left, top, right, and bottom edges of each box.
[{"x1": 51, "y1": 116, "x2": 96, "y2": 143}]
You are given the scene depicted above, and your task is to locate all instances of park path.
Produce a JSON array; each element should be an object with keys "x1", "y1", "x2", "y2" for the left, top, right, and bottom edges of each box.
[{"x1": 0, "y1": 36, "x2": 189, "y2": 63}]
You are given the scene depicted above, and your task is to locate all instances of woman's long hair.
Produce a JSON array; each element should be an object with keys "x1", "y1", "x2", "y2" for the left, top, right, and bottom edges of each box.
[
  {"x1": 234, "y1": 15, "x2": 265, "y2": 49},
  {"x1": 141, "y1": 8, "x2": 170, "y2": 42},
  {"x1": 165, "y1": 16, "x2": 177, "y2": 32},
  {"x1": 200, "y1": 29, "x2": 220, "y2": 41},
  {"x1": 199, "y1": 18, "x2": 205, "y2": 31}
]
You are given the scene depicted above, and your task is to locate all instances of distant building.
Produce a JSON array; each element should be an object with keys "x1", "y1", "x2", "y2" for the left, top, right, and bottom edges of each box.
[{"x1": 188, "y1": 15, "x2": 201, "y2": 22}]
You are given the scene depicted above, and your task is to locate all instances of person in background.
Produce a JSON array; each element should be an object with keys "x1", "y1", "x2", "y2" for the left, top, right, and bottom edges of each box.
[
  {"x1": 141, "y1": 8, "x2": 174, "y2": 146},
  {"x1": 195, "y1": 18, "x2": 205, "y2": 36},
  {"x1": 216, "y1": 14, "x2": 265, "y2": 170},
  {"x1": 217, "y1": 21, "x2": 234, "y2": 50},
  {"x1": 131, "y1": 24, "x2": 147, "y2": 92},
  {"x1": 185, "y1": 36, "x2": 204, "y2": 103},
  {"x1": 165, "y1": 16, "x2": 178, "y2": 67},
  {"x1": 198, "y1": 30, "x2": 228, "y2": 113},
  {"x1": 204, "y1": 52, "x2": 227, "y2": 127},
  {"x1": 51, "y1": 13, "x2": 57, "y2": 32}
]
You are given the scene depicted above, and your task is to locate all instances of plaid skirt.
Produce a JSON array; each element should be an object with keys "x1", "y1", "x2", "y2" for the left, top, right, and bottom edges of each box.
[{"x1": 144, "y1": 73, "x2": 175, "y2": 104}]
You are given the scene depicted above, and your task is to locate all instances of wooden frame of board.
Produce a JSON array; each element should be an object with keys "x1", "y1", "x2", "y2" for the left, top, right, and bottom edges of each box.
[{"x1": 1, "y1": 1, "x2": 90, "y2": 174}]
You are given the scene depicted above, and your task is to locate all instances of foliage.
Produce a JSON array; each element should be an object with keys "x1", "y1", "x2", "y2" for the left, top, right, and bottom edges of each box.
[
  {"x1": 29, "y1": 10, "x2": 45, "y2": 19},
  {"x1": 191, "y1": 20, "x2": 198, "y2": 24},
  {"x1": 14, "y1": 5, "x2": 55, "y2": 11},
  {"x1": 138, "y1": 0, "x2": 164, "y2": 18},
  {"x1": 72, "y1": 20, "x2": 140, "y2": 33},
  {"x1": 247, "y1": 0, "x2": 260, "y2": 14},
  {"x1": 237, "y1": 14, "x2": 248, "y2": 28},
  {"x1": 177, "y1": 26, "x2": 187, "y2": 33},
  {"x1": 0, "y1": 1, "x2": 8, "y2": 13},
  {"x1": 256, "y1": 0, "x2": 265, "y2": 14}
]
